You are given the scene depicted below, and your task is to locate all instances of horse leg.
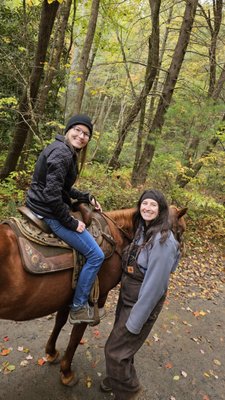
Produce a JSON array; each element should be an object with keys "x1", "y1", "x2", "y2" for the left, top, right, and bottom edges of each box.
[
  {"x1": 45, "y1": 306, "x2": 69, "y2": 364},
  {"x1": 60, "y1": 323, "x2": 88, "y2": 386}
]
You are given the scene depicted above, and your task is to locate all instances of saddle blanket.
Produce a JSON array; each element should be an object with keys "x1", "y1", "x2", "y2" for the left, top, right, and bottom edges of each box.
[{"x1": 3, "y1": 212, "x2": 115, "y2": 275}]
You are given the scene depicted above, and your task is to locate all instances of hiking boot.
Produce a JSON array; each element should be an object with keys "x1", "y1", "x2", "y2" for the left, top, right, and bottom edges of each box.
[
  {"x1": 69, "y1": 305, "x2": 95, "y2": 324},
  {"x1": 100, "y1": 377, "x2": 112, "y2": 392}
]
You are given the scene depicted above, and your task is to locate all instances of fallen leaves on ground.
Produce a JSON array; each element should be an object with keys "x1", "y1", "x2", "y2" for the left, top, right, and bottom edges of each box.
[
  {"x1": 0, "y1": 348, "x2": 12, "y2": 356},
  {"x1": 0, "y1": 361, "x2": 16, "y2": 374},
  {"x1": 169, "y1": 229, "x2": 224, "y2": 301},
  {"x1": 37, "y1": 357, "x2": 47, "y2": 366}
]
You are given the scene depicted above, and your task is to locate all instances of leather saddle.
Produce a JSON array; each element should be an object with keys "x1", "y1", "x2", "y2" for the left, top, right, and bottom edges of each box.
[
  {"x1": 18, "y1": 206, "x2": 51, "y2": 233},
  {"x1": 3, "y1": 206, "x2": 115, "y2": 275}
]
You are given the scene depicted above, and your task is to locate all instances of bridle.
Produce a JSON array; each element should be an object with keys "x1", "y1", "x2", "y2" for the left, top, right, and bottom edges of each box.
[{"x1": 101, "y1": 212, "x2": 133, "y2": 242}]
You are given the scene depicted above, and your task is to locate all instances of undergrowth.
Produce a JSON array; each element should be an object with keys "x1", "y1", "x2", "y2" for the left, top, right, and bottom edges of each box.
[{"x1": 0, "y1": 163, "x2": 224, "y2": 240}]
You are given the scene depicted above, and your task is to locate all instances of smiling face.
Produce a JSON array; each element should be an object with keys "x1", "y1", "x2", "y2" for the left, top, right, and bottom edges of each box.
[
  {"x1": 66, "y1": 124, "x2": 91, "y2": 149},
  {"x1": 140, "y1": 198, "x2": 159, "y2": 225}
]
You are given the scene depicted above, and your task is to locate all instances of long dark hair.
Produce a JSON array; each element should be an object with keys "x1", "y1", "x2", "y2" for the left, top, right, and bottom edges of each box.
[{"x1": 133, "y1": 189, "x2": 170, "y2": 245}]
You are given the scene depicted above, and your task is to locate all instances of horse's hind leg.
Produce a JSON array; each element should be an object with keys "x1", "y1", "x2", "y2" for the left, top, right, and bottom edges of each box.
[
  {"x1": 45, "y1": 307, "x2": 69, "y2": 364},
  {"x1": 60, "y1": 323, "x2": 87, "y2": 386}
]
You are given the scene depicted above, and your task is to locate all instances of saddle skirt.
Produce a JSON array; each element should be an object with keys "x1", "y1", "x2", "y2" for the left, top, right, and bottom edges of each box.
[{"x1": 3, "y1": 211, "x2": 115, "y2": 275}]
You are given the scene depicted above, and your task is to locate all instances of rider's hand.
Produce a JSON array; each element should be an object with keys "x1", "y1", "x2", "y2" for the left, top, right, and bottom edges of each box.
[
  {"x1": 76, "y1": 220, "x2": 86, "y2": 233},
  {"x1": 90, "y1": 198, "x2": 102, "y2": 212}
]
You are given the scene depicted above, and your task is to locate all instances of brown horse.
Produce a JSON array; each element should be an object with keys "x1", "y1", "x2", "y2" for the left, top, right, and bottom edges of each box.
[{"x1": 0, "y1": 206, "x2": 187, "y2": 386}]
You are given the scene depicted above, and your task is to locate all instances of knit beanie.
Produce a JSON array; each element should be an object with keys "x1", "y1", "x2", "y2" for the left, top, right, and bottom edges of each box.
[
  {"x1": 139, "y1": 189, "x2": 168, "y2": 217},
  {"x1": 140, "y1": 189, "x2": 167, "y2": 207},
  {"x1": 64, "y1": 114, "x2": 93, "y2": 136}
]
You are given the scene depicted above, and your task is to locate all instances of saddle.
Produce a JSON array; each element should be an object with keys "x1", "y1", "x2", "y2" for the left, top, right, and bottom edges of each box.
[{"x1": 3, "y1": 206, "x2": 115, "y2": 276}]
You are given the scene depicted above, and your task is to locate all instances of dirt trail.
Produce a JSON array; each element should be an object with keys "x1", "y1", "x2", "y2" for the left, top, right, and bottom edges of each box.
[{"x1": 0, "y1": 235, "x2": 224, "y2": 400}]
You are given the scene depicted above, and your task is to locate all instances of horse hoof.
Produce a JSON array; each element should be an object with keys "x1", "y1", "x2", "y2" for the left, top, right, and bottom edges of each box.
[
  {"x1": 60, "y1": 372, "x2": 79, "y2": 386},
  {"x1": 46, "y1": 350, "x2": 60, "y2": 364}
]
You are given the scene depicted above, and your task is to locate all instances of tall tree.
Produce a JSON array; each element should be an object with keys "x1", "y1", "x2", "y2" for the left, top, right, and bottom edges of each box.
[
  {"x1": 131, "y1": 3, "x2": 174, "y2": 186},
  {"x1": 36, "y1": 0, "x2": 73, "y2": 121},
  {"x1": 108, "y1": 0, "x2": 161, "y2": 169},
  {"x1": 131, "y1": 0, "x2": 198, "y2": 187},
  {"x1": 175, "y1": 1, "x2": 225, "y2": 188},
  {"x1": 0, "y1": 0, "x2": 59, "y2": 180},
  {"x1": 199, "y1": 0, "x2": 223, "y2": 97},
  {"x1": 71, "y1": 0, "x2": 100, "y2": 115},
  {"x1": 18, "y1": 0, "x2": 73, "y2": 170}
]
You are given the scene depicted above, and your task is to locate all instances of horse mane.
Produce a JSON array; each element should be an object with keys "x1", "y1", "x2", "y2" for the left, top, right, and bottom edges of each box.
[{"x1": 104, "y1": 208, "x2": 136, "y2": 242}]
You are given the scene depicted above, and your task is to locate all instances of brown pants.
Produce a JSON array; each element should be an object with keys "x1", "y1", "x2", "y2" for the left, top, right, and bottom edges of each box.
[{"x1": 105, "y1": 275, "x2": 166, "y2": 400}]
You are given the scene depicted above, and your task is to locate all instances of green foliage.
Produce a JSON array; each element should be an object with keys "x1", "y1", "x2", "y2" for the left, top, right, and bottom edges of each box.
[
  {"x1": 164, "y1": 93, "x2": 224, "y2": 148},
  {"x1": 0, "y1": 172, "x2": 26, "y2": 218},
  {"x1": 1, "y1": 161, "x2": 224, "y2": 242},
  {"x1": 0, "y1": 0, "x2": 224, "y2": 242},
  {"x1": 78, "y1": 163, "x2": 140, "y2": 210},
  {"x1": 0, "y1": 2, "x2": 41, "y2": 144}
]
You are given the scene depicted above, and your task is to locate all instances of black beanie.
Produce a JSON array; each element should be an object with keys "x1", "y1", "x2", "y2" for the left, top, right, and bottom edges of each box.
[
  {"x1": 140, "y1": 189, "x2": 167, "y2": 207},
  {"x1": 64, "y1": 114, "x2": 93, "y2": 136}
]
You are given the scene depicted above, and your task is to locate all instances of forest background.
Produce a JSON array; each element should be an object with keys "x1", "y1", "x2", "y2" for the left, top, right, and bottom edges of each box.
[{"x1": 0, "y1": 0, "x2": 224, "y2": 242}]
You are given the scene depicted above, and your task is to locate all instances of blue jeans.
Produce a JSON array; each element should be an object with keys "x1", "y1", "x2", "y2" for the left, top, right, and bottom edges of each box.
[{"x1": 44, "y1": 218, "x2": 104, "y2": 308}]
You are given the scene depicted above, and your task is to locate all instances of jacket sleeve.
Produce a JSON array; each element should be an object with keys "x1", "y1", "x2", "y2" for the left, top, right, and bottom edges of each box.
[
  {"x1": 69, "y1": 188, "x2": 90, "y2": 203},
  {"x1": 43, "y1": 146, "x2": 79, "y2": 230},
  {"x1": 126, "y1": 236, "x2": 180, "y2": 335}
]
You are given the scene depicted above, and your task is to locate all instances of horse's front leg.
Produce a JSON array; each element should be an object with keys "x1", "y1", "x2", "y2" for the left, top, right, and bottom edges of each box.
[
  {"x1": 60, "y1": 322, "x2": 87, "y2": 386},
  {"x1": 45, "y1": 306, "x2": 69, "y2": 364}
]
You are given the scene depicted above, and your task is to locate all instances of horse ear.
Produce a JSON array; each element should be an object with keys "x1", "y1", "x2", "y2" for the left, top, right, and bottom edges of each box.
[{"x1": 177, "y1": 207, "x2": 188, "y2": 219}]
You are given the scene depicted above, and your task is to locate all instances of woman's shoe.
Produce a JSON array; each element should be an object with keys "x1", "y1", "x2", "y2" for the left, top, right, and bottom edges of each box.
[{"x1": 69, "y1": 305, "x2": 95, "y2": 324}]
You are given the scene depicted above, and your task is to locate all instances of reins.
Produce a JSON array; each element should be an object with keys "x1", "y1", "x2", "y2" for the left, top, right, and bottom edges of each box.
[{"x1": 101, "y1": 212, "x2": 133, "y2": 242}]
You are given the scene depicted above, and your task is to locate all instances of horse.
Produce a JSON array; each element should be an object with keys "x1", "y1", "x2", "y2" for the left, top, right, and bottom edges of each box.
[{"x1": 0, "y1": 205, "x2": 187, "y2": 386}]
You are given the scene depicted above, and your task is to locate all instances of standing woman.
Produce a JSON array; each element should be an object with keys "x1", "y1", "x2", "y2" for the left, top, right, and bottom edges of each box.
[
  {"x1": 101, "y1": 189, "x2": 180, "y2": 400},
  {"x1": 26, "y1": 114, "x2": 104, "y2": 324}
]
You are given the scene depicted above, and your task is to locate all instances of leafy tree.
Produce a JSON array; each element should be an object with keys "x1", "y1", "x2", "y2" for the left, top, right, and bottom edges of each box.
[
  {"x1": 0, "y1": 0, "x2": 59, "y2": 180},
  {"x1": 131, "y1": 0, "x2": 199, "y2": 186}
]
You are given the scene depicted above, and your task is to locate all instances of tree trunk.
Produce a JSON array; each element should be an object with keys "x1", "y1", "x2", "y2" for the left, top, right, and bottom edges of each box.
[
  {"x1": 108, "y1": 0, "x2": 161, "y2": 169},
  {"x1": 199, "y1": 0, "x2": 223, "y2": 97},
  {"x1": 175, "y1": 1, "x2": 224, "y2": 188},
  {"x1": 176, "y1": 113, "x2": 225, "y2": 188},
  {"x1": 212, "y1": 62, "x2": 225, "y2": 100},
  {"x1": 72, "y1": 0, "x2": 100, "y2": 115},
  {"x1": 131, "y1": 97, "x2": 147, "y2": 186},
  {"x1": 116, "y1": 29, "x2": 136, "y2": 99},
  {"x1": 133, "y1": 0, "x2": 198, "y2": 186},
  {"x1": 36, "y1": 0, "x2": 73, "y2": 120},
  {"x1": 90, "y1": 95, "x2": 114, "y2": 161},
  {"x1": 18, "y1": 0, "x2": 73, "y2": 169},
  {"x1": 0, "y1": 0, "x2": 59, "y2": 180},
  {"x1": 147, "y1": 4, "x2": 173, "y2": 126},
  {"x1": 175, "y1": 137, "x2": 200, "y2": 187},
  {"x1": 176, "y1": 136, "x2": 220, "y2": 188},
  {"x1": 86, "y1": 19, "x2": 104, "y2": 81},
  {"x1": 132, "y1": 4, "x2": 174, "y2": 186}
]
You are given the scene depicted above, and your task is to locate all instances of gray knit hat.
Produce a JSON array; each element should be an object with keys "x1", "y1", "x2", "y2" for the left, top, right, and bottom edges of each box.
[{"x1": 64, "y1": 114, "x2": 93, "y2": 136}]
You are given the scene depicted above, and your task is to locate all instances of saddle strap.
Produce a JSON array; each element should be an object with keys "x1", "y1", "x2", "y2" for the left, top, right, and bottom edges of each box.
[
  {"x1": 90, "y1": 276, "x2": 100, "y2": 324},
  {"x1": 71, "y1": 251, "x2": 84, "y2": 289},
  {"x1": 90, "y1": 276, "x2": 100, "y2": 303}
]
